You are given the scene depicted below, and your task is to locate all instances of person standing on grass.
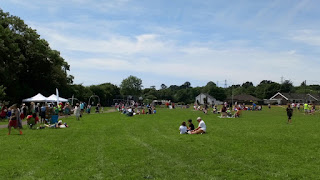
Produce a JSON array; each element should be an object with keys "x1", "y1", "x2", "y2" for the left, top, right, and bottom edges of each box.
[
  {"x1": 304, "y1": 103, "x2": 308, "y2": 115},
  {"x1": 40, "y1": 103, "x2": 46, "y2": 123},
  {"x1": 8, "y1": 104, "x2": 22, "y2": 135},
  {"x1": 190, "y1": 117, "x2": 206, "y2": 134},
  {"x1": 80, "y1": 102, "x2": 84, "y2": 117},
  {"x1": 286, "y1": 104, "x2": 293, "y2": 124},
  {"x1": 74, "y1": 103, "x2": 81, "y2": 120}
]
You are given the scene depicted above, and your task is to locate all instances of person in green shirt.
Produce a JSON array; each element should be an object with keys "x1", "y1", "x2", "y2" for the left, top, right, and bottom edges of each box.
[{"x1": 304, "y1": 103, "x2": 309, "y2": 115}]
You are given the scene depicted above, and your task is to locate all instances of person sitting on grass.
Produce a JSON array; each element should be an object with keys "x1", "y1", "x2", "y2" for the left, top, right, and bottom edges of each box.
[
  {"x1": 213, "y1": 105, "x2": 220, "y2": 114},
  {"x1": 234, "y1": 108, "x2": 241, "y2": 118},
  {"x1": 220, "y1": 105, "x2": 227, "y2": 118},
  {"x1": 27, "y1": 113, "x2": 39, "y2": 129},
  {"x1": 187, "y1": 119, "x2": 195, "y2": 131},
  {"x1": 127, "y1": 107, "x2": 133, "y2": 116},
  {"x1": 226, "y1": 108, "x2": 232, "y2": 117},
  {"x1": 179, "y1": 121, "x2": 187, "y2": 134},
  {"x1": 286, "y1": 104, "x2": 293, "y2": 124},
  {"x1": 190, "y1": 117, "x2": 206, "y2": 134}
]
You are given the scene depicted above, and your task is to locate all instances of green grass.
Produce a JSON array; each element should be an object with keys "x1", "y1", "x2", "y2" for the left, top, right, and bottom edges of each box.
[{"x1": 0, "y1": 106, "x2": 320, "y2": 179}]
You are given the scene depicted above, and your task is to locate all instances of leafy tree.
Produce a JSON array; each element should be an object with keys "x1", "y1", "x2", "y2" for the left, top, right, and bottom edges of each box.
[
  {"x1": 120, "y1": 75, "x2": 143, "y2": 97},
  {"x1": 180, "y1": 81, "x2": 191, "y2": 89},
  {"x1": 160, "y1": 84, "x2": 167, "y2": 89},
  {"x1": 0, "y1": 85, "x2": 6, "y2": 100},
  {"x1": 242, "y1": 81, "x2": 254, "y2": 88},
  {"x1": 280, "y1": 80, "x2": 294, "y2": 93},
  {"x1": 202, "y1": 81, "x2": 226, "y2": 101},
  {"x1": 0, "y1": 9, "x2": 72, "y2": 103},
  {"x1": 89, "y1": 83, "x2": 120, "y2": 106}
]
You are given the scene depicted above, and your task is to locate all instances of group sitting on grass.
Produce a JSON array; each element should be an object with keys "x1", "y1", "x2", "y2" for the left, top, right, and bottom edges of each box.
[
  {"x1": 118, "y1": 104, "x2": 157, "y2": 116},
  {"x1": 179, "y1": 117, "x2": 206, "y2": 134},
  {"x1": 219, "y1": 105, "x2": 241, "y2": 118}
]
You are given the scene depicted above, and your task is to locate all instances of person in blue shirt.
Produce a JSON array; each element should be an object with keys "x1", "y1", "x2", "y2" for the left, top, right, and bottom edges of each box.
[
  {"x1": 80, "y1": 102, "x2": 84, "y2": 117},
  {"x1": 40, "y1": 104, "x2": 46, "y2": 123}
]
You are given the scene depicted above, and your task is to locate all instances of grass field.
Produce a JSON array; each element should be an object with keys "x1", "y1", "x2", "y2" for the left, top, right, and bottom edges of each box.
[{"x1": 0, "y1": 106, "x2": 320, "y2": 179}]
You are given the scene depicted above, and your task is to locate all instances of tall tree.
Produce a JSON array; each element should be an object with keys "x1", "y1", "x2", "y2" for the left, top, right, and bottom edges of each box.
[
  {"x1": 0, "y1": 9, "x2": 73, "y2": 103},
  {"x1": 161, "y1": 84, "x2": 167, "y2": 89},
  {"x1": 0, "y1": 85, "x2": 6, "y2": 100},
  {"x1": 120, "y1": 75, "x2": 143, "y2": 97},
  {"x1": 281, "y1": 80, "x2": 294, "y2": 93}
]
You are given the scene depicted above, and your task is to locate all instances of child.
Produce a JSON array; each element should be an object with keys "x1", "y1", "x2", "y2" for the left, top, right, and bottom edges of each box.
[
  {"x1": 179, "y1": 122, "x2": 187, "y2": 134},
  {"x1": 187, "y1": 119, "x2": 194, "y2": 131},
  {"x1": 226, "y1": 108, "x2": 232, "y2": 117},
  {"x1": 8, "y1": 116, "x2": 22, "y2": 135},
  {"x1": 286, "y1": 104, "x2": 293, "y2": 124},
  {"x1": 87, "y1": 104, "x2": 91, "y2": 114}
]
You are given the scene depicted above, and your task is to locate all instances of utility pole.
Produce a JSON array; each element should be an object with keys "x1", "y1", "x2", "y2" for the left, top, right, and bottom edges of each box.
[
  {"x1": 281, "y1": 76, "x2": 284, "y2": 84},
  {"x1": 224, "y1": 80, "x2": 227, "y2": 88},
  {"x1": 304, "y1": 80, "x2": 307, "y2": 103},
  {"x1": 231, "y1": 84, "x2": 234, "y2": 110}
]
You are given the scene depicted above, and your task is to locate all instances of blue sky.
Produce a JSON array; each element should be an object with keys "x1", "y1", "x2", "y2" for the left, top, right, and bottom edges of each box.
[{"x1": 2, "y1": 0, "x2": 320, "y2": 88}]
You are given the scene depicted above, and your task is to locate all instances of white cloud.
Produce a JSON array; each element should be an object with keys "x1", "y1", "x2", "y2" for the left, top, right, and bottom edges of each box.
[
  {"x1": 290, "y1": 29, "x2": 320, "y2": 47},
  {"x1": 29, "y1": 20, "x2": 317, "y2": 86},
  {"x1": 8, "y1": 0, "x2": 320, "y2": 87}
]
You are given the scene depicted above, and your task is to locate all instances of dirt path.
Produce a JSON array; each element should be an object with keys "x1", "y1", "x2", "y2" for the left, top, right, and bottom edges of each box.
[{"x1": 0, "y1": 109, "x2": 116, "y2": 129}]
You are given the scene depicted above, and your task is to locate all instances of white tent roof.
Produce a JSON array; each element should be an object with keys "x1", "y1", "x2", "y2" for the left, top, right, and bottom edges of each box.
[
  {"x1": 46, "y1": 94, "x2": 69, "y2": 102},
  {"x1": 22, "y1": 93, "x2": 48, "y2": 102}
]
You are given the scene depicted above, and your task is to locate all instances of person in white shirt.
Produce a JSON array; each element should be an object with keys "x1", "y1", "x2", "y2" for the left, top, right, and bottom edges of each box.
[
  {"x1": 74, "y1": 103, "x2": 81, "y2": 120},
  {"x1": 179, "y1": 122, "x2": 187, "y2": 134},
  {"x1": 191, "y1": 117, "x2": 206, "y2": 134}
]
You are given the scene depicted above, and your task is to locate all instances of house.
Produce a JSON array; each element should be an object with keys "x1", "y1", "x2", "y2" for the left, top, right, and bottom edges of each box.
[
  {"x1": 195, "y1": 93, "x2": 223, "y2": 105},
  {"x1": 268, "y1": 92, "x2": 320, "y2": 105},
  {"x1": 226, "y1": 94, "x2": 261, "y2": 104},
  {"x1": 152, "y1": 100, "x2": 171, "y2": 106}
]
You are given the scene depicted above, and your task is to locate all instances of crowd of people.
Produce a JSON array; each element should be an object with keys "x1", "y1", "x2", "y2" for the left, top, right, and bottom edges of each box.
[
  {"x1": 0, "y1": 101, "x2": 101, "y2": 135},
  {"x1": 115, "y1": 102, "x2": 157, "y2": 116},
  {"x1": 193, "y1": 103, "x2": 243, "y2": 118},
  {"x1": 2, "y1": 98, "x2": 318, "y2": 136}
]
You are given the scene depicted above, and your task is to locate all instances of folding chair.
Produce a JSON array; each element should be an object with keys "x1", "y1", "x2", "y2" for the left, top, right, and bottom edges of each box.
[{"x1": 50, "y1": 115, "x2": 59, "y2": 124}]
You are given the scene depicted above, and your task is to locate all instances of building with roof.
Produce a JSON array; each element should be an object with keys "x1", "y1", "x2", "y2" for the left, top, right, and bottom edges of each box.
[
  {"x1": 195, "y1": 93, "x2": 223, "y2": 105},
  {"x1": 226, "y1": 94, "x2": 261, "y2": 104},
  {"x1": 268, "y1": 92, "x2": 320, "y2": 104}
]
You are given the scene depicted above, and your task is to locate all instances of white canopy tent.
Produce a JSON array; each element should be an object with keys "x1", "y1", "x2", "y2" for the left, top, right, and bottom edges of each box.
[
  {"x1": 22, "y1": 93, "x2": 48, "y2": 102},
  {"x1": 46, "y1": 94, "x2": 68, "y2": 102}
]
